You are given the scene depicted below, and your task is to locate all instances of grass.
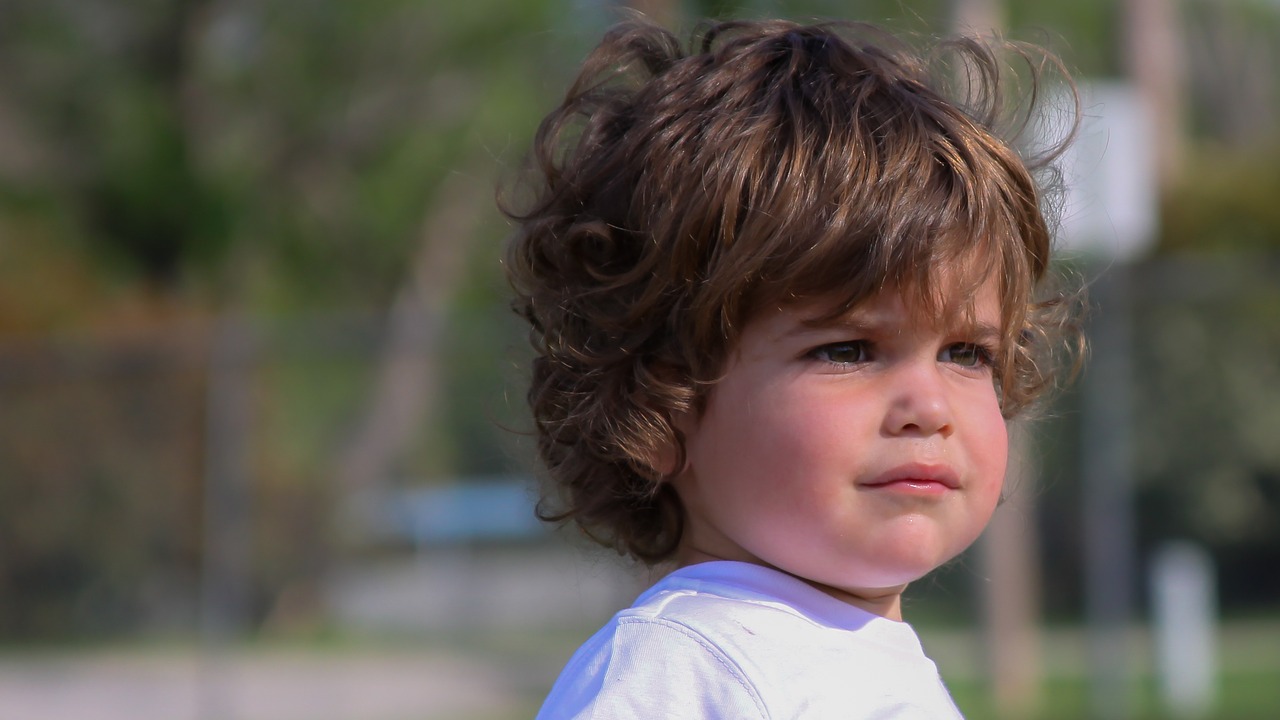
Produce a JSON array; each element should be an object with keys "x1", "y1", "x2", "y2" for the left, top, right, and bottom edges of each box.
[
  {"x1": 927, "y1": 619, "x2": 1280, "y2": 719},
  {"x1": 948, "y1": 671, "x2": 1280, "y2": 719}
]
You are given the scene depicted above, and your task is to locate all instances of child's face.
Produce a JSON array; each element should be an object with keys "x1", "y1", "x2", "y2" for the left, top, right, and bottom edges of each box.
[{"x1": 671, "y1": 273, "x2": 1008, "y2": 619}]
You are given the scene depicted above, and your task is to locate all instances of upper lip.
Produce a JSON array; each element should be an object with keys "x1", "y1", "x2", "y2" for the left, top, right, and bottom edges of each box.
[{"x1": 862, "y1": 463, "x2": 960, "y2": 489}]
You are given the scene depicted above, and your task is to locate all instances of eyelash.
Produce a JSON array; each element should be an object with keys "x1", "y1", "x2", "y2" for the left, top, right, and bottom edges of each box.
[
  {"x1": 807, "y1": 341, "x2": 997, "y2": 369},
  {"x1": 940, "y1": 342, "x2": 996, "y2": 369},
  {"x1": 808, "y1": 341, "x2": 870, "y2": 366}
]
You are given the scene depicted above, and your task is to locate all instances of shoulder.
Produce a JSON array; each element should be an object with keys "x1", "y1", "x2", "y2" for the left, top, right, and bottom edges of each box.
[
  {"x1": 536, "y1": 562, "x2": 965, "y2": 719},
  {"x1": 536, "y1": 611, "x2": 770, "y2": 720}
]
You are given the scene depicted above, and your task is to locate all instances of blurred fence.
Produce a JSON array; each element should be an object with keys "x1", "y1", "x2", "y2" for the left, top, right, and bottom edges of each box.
[{"x1": 0, "y1": 253, "x2": 1278, "y2": 641}]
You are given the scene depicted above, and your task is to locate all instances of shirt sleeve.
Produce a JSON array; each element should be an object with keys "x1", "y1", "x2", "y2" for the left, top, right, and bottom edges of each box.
[{"x1": 536, "y1": 617, "x2": 769, "y2": 720}]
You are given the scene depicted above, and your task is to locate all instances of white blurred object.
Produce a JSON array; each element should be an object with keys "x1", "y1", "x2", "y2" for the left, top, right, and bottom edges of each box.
[
  {"x1": 1151, "y1": 541, "x2": 1219, "y2": 718},
  {"x1": 1057, "y1": 82, "x2": 1158, "y2": 262}
]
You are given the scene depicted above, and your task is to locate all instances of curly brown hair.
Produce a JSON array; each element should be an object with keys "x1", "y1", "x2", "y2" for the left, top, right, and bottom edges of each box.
[{"x1": 502, "y1": 18, "x2": 1080, "y2": 564}]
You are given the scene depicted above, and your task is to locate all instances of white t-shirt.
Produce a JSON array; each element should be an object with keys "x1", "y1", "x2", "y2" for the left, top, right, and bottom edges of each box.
[{"x1": 536, "y1": 561, "x2": 964, "y2": 719}]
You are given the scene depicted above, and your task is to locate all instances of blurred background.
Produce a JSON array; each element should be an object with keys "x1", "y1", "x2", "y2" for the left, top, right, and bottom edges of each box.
[{"x1": 0, "y1": 0, "x2": 1277, "y2": 718}]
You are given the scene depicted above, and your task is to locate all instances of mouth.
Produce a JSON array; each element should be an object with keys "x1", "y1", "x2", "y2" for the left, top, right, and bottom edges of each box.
[{"x1": 861, "y1": 463, "x2": 960, "y2": 495}]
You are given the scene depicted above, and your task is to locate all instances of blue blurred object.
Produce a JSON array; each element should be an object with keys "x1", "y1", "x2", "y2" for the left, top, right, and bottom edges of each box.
[{"x1": 377, "y1": 476, "x2": 547, "y2": 546}]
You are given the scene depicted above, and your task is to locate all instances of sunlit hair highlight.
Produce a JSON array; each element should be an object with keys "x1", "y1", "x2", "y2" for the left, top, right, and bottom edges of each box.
[{"x1": 503, "y1": 18, "x2": 1081, "y2": 563}]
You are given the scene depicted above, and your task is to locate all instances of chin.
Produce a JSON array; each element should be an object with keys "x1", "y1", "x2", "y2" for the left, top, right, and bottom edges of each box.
[
  {"x1": 812, "y1": 563, "x2": 934, "y2": 596},
  {"x1": 858, "y1": 556, "x2": 957, "y2": 590}
]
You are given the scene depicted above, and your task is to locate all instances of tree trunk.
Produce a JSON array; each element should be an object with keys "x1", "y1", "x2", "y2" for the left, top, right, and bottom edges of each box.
[
  {"x1": 335, "y1": 168, "x2": 487, "y2": 494},
  {"x1": 1124, "y1": 0, "x2": 1186, "y2": 189}
]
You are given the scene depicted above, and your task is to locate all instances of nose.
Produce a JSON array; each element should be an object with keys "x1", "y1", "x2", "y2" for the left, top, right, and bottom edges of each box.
[{"x1": 882, "y1": 361, "x2": 954, "y2": 438}]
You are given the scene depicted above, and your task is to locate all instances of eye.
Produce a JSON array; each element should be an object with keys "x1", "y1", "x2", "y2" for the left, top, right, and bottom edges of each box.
[
  {"x1": 939, "y1": 342, "x2": 994, "y2": 368},
  {"x1": 810, "y1": 340, "x2": 870, "y2": 365}
]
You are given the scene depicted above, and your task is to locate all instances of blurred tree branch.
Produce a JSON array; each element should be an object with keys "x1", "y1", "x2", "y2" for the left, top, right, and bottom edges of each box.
[{"x1": 335, "y1": 165, "x2": 488, "y2": 493}]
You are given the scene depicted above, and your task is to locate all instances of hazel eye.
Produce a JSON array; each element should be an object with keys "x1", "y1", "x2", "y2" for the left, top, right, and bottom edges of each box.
[
  {"x1": 940, "y1": 343, "x2": 993, "y2": 368},
  {"x1": 812, "y1": 341, "x2": 869, "y2": 365}
]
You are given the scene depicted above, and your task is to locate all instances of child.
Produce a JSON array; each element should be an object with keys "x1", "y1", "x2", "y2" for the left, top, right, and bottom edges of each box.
[{"x1": 504, "y1": 17, "x2": 1077, "y2": 719}]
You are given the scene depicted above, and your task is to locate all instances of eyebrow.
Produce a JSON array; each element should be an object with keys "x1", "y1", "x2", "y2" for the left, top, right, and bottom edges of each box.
[
  {"x1": 789, "y1": 313, "x2": 1004, "y2": 345},
  {"x1": 962, "y1": 321, "x2": 1004, "y2": 346}
]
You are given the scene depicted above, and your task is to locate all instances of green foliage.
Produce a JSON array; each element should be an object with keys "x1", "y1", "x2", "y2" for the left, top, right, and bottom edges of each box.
[
  {"x1": 1129, "y1": 256, "x2": 1280, "y2": 612},
  {"x1": 1005, "y1": 0, "x2": 1120, "y2": 77},
  {"x1": 0, "y1": 0, "x2": 566, "y2": 639},
  {"x1": 1161, "y1": 146, "x2": 1280, "y2": 253},
  {"x1": 0, "y1": 0, "x2": 565, "y2": 311}
]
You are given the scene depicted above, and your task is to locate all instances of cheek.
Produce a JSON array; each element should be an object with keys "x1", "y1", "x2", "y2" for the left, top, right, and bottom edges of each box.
[
  {"x1": 976, "y1": 405, "x2": 1011, "y2": 495},
  {"x1": 691, "y1": 383, "x2": 830, "y2": 495},
  {"x1": 738, "y1": 385, "x2": 846, "y2": 464},
  {"x1": 959, "y1": 382, "x2": 1010, "y2": 487},
  {"x1": 987, "y1": 412, "x2": 1010, "y2": 464}
]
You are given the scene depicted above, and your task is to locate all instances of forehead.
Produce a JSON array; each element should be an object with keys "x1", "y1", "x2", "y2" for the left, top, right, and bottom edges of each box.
[
  {"x1": 742, "y1": 275, "x2": 1002, "y2": 351},
  {"x1": 786, "y1": 256, "x2": 1006, "y2": 332}
]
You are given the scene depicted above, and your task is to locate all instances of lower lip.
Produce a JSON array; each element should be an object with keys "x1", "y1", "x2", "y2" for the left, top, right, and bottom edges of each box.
[{"x1": 864, "y1": 479, "x2": 953, "y2": 497}]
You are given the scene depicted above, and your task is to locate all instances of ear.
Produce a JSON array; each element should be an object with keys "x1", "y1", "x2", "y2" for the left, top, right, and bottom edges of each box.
[
  {"x1": 655, "y1": 408, "x2": 695, "y2": 479},
  {"x1": 652, "y1": 441, "x2": 680, "y2": 479}
]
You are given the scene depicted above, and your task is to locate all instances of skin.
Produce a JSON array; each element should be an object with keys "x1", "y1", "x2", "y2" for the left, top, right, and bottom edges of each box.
[{"x1": 671, "y1": 275, "x2": 1009, "y2": 620}]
